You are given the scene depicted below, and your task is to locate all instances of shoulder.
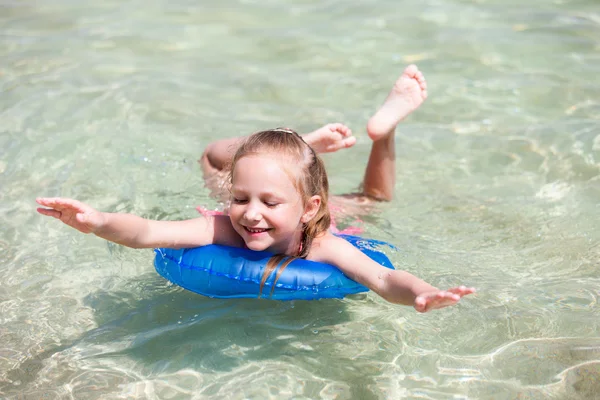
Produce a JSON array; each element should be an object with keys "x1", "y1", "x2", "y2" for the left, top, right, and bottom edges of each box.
[
  {"x1": 211, "y1": 214, "x2": 245, "y2": 248},
  {"x1": 307, "y1": 232, "x2": 355, "y2": 263}
]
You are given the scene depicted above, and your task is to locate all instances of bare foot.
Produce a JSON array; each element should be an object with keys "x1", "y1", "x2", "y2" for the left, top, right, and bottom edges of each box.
[
  {"x1": 303, "y1": 123, "x2": 357, "y2": 154},
  {"x1": 367, "y1": 65, "x2": 428, "y2": 141}
]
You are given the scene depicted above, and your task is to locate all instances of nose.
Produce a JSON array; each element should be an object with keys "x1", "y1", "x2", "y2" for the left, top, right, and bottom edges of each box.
[{"x1": 243, "y1": 202, "x2": 262, "y2": 222}]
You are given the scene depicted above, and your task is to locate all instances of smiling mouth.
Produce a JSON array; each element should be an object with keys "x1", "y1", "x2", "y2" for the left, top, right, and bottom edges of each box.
[{"x1": 244, "y1": 226, "x2": 271, "y2": 234}]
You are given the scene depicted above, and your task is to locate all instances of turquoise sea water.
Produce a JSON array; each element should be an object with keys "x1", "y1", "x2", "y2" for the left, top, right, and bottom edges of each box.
[{"x1": 1, "y1": 0, "x2": 599, "y2": 398}]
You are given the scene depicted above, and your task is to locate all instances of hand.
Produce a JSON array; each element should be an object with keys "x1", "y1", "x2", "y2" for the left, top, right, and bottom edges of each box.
[
  {"x1": 36, "y1": 197, "x2": 106, "y2": 234},
  {"x1": 414, "y1": 286, "x2": 476, "y2": 313},
  {"x1": 303, "y1": 123, "x2": 356, "y2": 154}
]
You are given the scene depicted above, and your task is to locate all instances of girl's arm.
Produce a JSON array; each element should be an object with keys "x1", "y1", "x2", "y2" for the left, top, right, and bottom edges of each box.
[
  {"x1": 36, "y1": 197, "x2": 243, "y2": 249},
  {"x1": 315, "y1": 234, "x2": 475, "y2": 312}
]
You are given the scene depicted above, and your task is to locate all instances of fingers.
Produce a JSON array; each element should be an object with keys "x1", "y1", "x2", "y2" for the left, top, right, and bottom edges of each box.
[
  {"x1": 37, "y1": 197, "x2": 79, "y2": 208},
  {"x1": 414, "y1": 296, "x2": 427, "y2": 313},
  {"x1": 414, "y1": 291, "x2": 463, "y2": 313},
  {"x1": 447, "y1": 286, "x2": 476, "y2": 297},
  {"x1": 36, "y1": 197, "x2": 88, "y2": 213},
  {"x1": 415, "y1": 297, "x2": 457, "y2": 313},
  {"x1": 37, "y1": 206, "x2": 87, "y2": 224},
  {"x1": 36, "y1": 197, "x2": 61, "y2": 206},
  {"x1": 36, "y1": 197, "x2": 98, "y2": 234},
  {"x1": 36, "y1": 207, "x2": 62, "y2": 219},
  {"x1": 36, "y1": 197, "x2": 89, "y2": 221}
]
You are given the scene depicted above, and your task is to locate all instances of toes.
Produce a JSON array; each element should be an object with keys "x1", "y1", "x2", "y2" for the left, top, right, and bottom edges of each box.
[
  {"x1": 325, "y1": 136, "x2": 356, "y2": 152},
  {"x1": 329, "y1": 123, "x2": 352, "y2": 137},
  {"x1": 344, "y1": 136, "x2": 357, "y2": 148},
  {"x1": 400, "y1": 65, "x2": 427, "y2": 93},
  {"x1": 403, "y1": 64, "x2": 419, "y2": 77}
]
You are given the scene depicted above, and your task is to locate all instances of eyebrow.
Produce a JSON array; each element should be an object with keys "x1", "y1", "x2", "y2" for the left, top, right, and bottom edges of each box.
[{"x1": 230, "y1": 187, "x2": 284, "y2": 199}]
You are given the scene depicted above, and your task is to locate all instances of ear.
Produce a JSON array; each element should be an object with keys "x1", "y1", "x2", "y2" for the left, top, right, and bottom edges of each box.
[{"x1": 301, "y1": 195, "x2": 322, "y2": 223}]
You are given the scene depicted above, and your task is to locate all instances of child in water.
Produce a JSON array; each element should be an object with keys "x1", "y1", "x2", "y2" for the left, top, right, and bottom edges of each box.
[{"x1": 37, "y1": 65, "x2": 475, "y2": 312}]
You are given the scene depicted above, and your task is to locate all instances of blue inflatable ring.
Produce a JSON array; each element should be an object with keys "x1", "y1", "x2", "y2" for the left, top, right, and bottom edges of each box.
[{"x1": 154, "y1": 234, "x2": 395, "y2": 300}]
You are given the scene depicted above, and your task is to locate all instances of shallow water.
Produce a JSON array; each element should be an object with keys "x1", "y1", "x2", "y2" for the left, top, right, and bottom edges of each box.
[{"x1": 1, "y1": 0, "x2": 599, "y2": 398}]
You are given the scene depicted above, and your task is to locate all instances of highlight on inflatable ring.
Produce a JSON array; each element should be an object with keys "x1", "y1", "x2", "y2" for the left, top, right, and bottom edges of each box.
[{"x1": 154, "y1": 234, "x2": 396, "y2": 300}]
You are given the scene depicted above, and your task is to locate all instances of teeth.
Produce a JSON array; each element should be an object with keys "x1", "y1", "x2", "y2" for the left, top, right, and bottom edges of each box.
[{"x1": 246, "y1": 227, "x2": 267, "y2": 233}]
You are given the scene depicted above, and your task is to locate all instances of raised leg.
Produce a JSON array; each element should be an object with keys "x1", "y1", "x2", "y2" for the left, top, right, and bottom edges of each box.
[{"x1": 361, "y1": 65, "x2": 428, "y2": 201}]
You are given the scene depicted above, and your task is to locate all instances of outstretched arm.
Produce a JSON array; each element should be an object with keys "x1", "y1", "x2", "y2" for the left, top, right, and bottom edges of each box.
[
  {"x1": 36, "y1": 197, "x2": 242, "y2": 249},
  {"x1": 316, "y1": 234, "x2": 475, "y2": 312}
]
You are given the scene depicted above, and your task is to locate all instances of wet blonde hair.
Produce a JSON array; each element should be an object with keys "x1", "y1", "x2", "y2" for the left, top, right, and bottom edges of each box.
[{"x1": 228, "y1": 128, "x2": 331, "y2": 296}]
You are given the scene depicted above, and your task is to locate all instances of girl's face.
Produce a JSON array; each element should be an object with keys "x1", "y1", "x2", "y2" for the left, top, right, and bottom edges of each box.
[{"x1": 229, "y1": 154, "x2": 308, "y2": 255}]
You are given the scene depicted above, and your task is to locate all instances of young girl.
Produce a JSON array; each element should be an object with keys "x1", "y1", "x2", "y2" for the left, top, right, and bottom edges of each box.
[{"x1": 37, "y1": 65, "x2": 475, "y2": 312}]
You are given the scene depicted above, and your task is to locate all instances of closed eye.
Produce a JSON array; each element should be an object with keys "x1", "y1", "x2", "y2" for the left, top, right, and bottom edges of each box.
[
  {"x1": 264, "y1": 202, "x2": 279, "y2": 207},
  {"x1": 232, "y1": 198, "x2": 248, "y2": 204}
]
